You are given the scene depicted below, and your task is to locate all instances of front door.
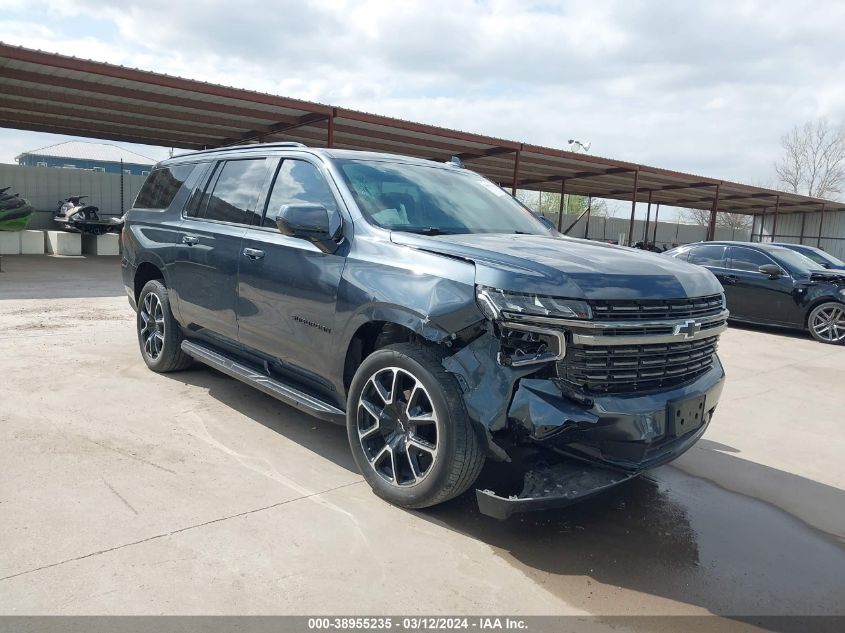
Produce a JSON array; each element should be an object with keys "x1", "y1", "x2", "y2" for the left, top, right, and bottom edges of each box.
[
  {"x1": 725, "y1": 246, "x2": 797, "y2": 325},
  {"x1": 237, "y1": 157, "x2": 347, "y2": 387},
  {"x1": 169, "y1": 157, "x2": 271, "y2": 345}
]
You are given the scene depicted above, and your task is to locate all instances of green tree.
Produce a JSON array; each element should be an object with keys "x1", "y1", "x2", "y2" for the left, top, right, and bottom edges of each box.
[{"x1": 516, "y1": 190, "x2": 608, "y2": 219}]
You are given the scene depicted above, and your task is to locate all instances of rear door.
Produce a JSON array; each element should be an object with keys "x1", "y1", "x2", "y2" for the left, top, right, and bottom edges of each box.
[
  {"x1": 237, "y1": 156, "x2": 347, "y2": 384},
  {"x1": 169, "y1": 157, "x2": 271, "y2": 345},
  {"x1": 725, "y1": 246, "x2": 797, "y2": 324}
]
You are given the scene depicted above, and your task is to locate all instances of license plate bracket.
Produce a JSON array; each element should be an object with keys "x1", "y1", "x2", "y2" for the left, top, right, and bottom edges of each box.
[{"x1": 667, "y1": 394, "x2": 707, "y2": 438}]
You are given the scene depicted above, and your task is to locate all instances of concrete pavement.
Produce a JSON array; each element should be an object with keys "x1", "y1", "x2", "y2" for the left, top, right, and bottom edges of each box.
[{"x1": 1, "y1": 256, "x2": 843, "y2": 617}]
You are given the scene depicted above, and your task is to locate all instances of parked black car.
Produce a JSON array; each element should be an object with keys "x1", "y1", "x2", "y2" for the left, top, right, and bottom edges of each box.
[
  {"x1": 665, "y1": 241, "x2": 845, "y2": 345},
  {"x1": 122, "y1": 143, "x2": 728, "y2": 518},
  {"x1": 773, "y1": 242, "x2": 845, "y2": 271}
]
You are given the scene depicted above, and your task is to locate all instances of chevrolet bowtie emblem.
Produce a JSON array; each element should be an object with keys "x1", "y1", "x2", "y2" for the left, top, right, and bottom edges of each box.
[{"x1": 674, "y1": 319, "x2": 702, "y2": 339}]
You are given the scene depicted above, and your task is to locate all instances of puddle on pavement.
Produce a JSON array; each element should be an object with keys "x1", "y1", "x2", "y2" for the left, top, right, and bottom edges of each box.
[{"x1": 424, "y1": 464, "x2": 845, "y2": 616}]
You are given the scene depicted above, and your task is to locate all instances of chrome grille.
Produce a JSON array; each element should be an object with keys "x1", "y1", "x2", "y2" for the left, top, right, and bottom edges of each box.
[
  {"x1": 589, "y1": 294, "x2": 724, "y2": 321},
  {"x1": 556, "y1": 336, "x2": 719, "y2": 395}
]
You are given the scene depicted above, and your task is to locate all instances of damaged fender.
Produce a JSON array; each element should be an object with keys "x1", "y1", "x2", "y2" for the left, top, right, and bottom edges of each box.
[{"x1": 441, "y1": 331, "x2": 537, "y2": 461}]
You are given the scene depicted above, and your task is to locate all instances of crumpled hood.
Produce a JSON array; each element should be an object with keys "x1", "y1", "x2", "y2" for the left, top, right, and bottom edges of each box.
[{"x1": 391, "y1": 232, "x2": 723, "y2": 299}]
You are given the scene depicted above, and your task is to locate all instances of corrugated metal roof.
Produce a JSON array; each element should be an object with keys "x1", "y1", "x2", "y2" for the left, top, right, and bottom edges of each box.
[
  {"x1": 15, "y1": 140, "x2": 155, "y2": 165},
  {"x1": 1, "y1": 42, "x2": 843, "y2": 222}
]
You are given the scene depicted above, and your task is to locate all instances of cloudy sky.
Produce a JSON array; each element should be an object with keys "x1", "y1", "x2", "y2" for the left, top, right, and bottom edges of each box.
[{"x1": 1, "y1": 0, "x2": 843, "y2": 210}]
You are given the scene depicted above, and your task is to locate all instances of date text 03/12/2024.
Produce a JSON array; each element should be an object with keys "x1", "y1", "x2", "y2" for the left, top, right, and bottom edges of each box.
[{"x1": 307, "y1": 617, "x2": 528, "y2": 630}]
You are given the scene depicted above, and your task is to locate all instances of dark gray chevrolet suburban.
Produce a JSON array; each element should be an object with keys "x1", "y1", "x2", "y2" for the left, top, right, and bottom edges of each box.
[{"x1": 121, "y1": 143, "x2": 727, "y2": 518}]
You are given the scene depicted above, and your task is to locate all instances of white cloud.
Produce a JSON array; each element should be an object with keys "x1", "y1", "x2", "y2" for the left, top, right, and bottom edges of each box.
[{"x1": 1, "y1": 0, "x2": 844, "y2": 210}]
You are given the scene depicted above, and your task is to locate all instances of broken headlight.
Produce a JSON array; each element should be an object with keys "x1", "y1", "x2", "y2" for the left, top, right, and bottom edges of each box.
[
  {"x1": 476, "y1": 287, "x2": 577, "y2": 366},
  {"x1": 476, "y1": 286, "x2": 591, "y2": 321}
]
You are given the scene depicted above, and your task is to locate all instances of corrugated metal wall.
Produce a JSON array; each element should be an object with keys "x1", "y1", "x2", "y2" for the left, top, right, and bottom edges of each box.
[
  {"x1": 541, "y1": 212, "x2": 751, "y2": 247},
  {"x1": 1, "y1": 163, "x2": 146, "y2": 229},
  {"x1": 751, "y1": 210, "x2": 845, "y2": 259}
]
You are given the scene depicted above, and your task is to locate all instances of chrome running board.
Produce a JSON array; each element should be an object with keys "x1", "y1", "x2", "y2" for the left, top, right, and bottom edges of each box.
[{"x1": 181, "y1": 340, "x2": 345, "y2": 424}]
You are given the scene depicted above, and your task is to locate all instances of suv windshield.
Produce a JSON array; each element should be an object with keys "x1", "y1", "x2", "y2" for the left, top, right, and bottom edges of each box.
[
  {"x1": 336, "y1": 159, "x2": 549, "y2": 235},
  {"x1": 800, "y1": 247, "x2": 845, "y2": 268}
]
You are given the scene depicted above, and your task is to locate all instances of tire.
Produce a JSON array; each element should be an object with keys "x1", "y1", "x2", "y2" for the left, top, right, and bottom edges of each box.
[
  {"x1": 346, "y1": 342, "x2": 485, "y2": 509},
  {"x1": 807, "y1": 301, "x2": 845, "y2": 345},
  {"x1": 136, "y1": 279, "x2": 193, "y2": 372}
]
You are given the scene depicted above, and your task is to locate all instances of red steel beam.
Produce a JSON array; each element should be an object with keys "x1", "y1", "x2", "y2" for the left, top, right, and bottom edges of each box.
[
  {"x1": 643, "y1": 190, "x2": 653, "y2": 242},
  {"x1": 0, "y1": 110, "x2": 205, "y2": 146},
  {"x1": 519, "y1": 167, "x2": 633, "y2": 187},
  {"x1": 220, "y1": 112, "x2": 329, "y2": 147},
  {"x1": 600, "y1": 181, "x2": 714, "y2": 197},
  {"x1": 0, "y1": 67, "x2": 294, "y2": 126},
  {"x1": 0, "y1": 116, "x2": 205, "y2": 150},
  {"x1": 557, "y1": 179, "x2": 567, "y2": 231},
  {"x1": 584, "y1": 195, "x2": 592, "y2": 239},
  {"x1": 652, "y1": 203, "x2": 660, "y2": 244},
  {"x1": 0, "y1": 98, "x2": 228, "y2": 139},
  {"x1": 0, "y1": 86, "x2": 254, "y2": 130},
  {"x1": 706, "y1": 184, "x2": 721, "y2": 241},
  {"x1": 818, "y1": 204, "x2": 826, "y2": 247},
  {"x1": 337, "y1": 108, "x2": 520, "y2": 151},
  {"x1": 334, "y1": 121, "x2": 489, "y2": 155},
  {"x1": 771, "y1": 195, "x2": 780, "y2": 240},
  {"x1": 0, "y1": 42, "x2": 332, "y2": 116},
  {"x1": 511, "y1": 148, "x2": 522, "y2": 196},
  {"x1": 627, "y1": 169, "x2": 640, "y2": 246},
  {"x1": 327, "y1": 110, "x2": 335, "y2": 147}
]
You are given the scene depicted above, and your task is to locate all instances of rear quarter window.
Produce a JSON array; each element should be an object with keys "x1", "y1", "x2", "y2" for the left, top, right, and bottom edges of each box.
[{"x1": 133, "y1": 164, "x2": 196, "y2": 210}]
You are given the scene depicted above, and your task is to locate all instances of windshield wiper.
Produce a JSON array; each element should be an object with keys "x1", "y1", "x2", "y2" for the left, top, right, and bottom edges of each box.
[{"x1": 400, "y1": 227, "x2": 461, "y2": 236}]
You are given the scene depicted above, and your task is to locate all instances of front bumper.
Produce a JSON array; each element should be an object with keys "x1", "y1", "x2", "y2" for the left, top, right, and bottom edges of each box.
[{"x1": 476, "y1": 358, "x2": 725, "y2": 519}]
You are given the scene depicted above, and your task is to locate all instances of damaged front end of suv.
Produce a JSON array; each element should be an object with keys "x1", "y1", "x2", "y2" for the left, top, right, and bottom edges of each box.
[{"x1": 441, "y1": 284, "x2": 727, "y2": 519}]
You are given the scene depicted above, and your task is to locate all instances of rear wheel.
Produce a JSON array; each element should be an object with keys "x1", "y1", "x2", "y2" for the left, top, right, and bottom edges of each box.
[
  {"x1": 808, "y1": 302, "x2": 845, "y2": 345},
  {"x1": 137, "y1": 279, "x2": 193, "y2": 372},
  {"x1": 346, "y1": 342, "x2": 485, "y2": 509}
]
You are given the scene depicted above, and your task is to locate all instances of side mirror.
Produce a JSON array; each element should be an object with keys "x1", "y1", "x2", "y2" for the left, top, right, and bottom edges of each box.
[
  {"x1": 758, "y1": 263, "x2": 782, "y2": 278},
  {"x1": 821, "y1": 262, "x2": 832, "y2": 269},
  {"x1": 275, "y1": 203, "x2": 342, "y2": 254}
]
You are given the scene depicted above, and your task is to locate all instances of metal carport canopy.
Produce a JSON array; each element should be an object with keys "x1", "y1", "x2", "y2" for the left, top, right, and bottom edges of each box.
[{"x1": 2, "y1": 42, "x2": 844, "y2": 223}]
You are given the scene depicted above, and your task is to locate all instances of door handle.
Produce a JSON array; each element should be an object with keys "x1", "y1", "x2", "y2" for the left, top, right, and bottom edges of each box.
[
  {"x1": 182, "y1": 235, "x2": 199, "y2": 246},
  {"x1": 243, "y1": 247, "x2": 265, "y2": 260}
]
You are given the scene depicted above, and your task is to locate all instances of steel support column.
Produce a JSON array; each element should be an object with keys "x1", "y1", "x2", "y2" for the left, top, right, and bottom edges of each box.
[
  {"x1": 652, "y1": 204, "x2": 660, "y2": 244},
  {"x1": 706, "y1": 184, "x2": 721, "y2": 241},
  {"x1": 511, "y1": 149, "x2": 521, "y2": 196},
  {"x1": 643, "y1": 190, "x2": 653, "y2": 243},
  {"x1": 627, "y1": 169, "x2": 640, "y2": 246},
  {"x1": 758, "y1": 208, "x2": 766, "y2": 242},
  {"x1": 584, "y1": 196, "x2": 592, "y2": 239},
  {"x1": 327, "y1": 110, "x2": 335, "y2": 147},
  {"x1": 557, "y1": 179, "x2": 567, "y2": 231},
  {"x1": 799, "y1": 212, "x2": 807, "y2": 243},
  {"x1": 771, "y1": 195, "x2": 780, "y2": 241},
  {"x1": 817, "y1": 204, "x2": 826, "y2": 248}
]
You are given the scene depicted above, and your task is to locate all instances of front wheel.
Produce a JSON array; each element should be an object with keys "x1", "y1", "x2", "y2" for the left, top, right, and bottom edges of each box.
[
  {"x1": 808, "y1": 302, "x2": 845, "y2": 345},
  {"x1": 346, "y1": 342, "x2": 485, "y2": 509}
]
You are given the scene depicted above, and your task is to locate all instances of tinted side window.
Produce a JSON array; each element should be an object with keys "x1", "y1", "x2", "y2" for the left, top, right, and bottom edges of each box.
[
  {"x1": 199, "y1": 159, "x2": 268, "y2": 224},
  {"x1": 134, "y1": 164, "x2": 195, "y2": 209},
  {"x1": 671, "y1": 249, "x2": 690, "y2": 262},
  {"x1": 729, "y1": 247, "x2": 773, "y2": 272},
  {"x1": 263, "y1": 159, "x2": 337, "y2": 228},
  {"x1": 688, "y1": 245, "x2": 726, "y2": 267}
]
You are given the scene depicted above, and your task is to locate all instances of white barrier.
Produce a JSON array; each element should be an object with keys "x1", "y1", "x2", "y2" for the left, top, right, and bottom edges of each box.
[
  {"x1": 45, "y1": 230, "x2": 81, "y2": 256},
  {"x1": 20, "y1": 230, "x2": 45, "y2": 254},
  {"x1": 82, "y1": 233, "x2": 120, "y2": 256},
  {"x1": 0, "y1": 231, "x2": 21, "y2": 255}
]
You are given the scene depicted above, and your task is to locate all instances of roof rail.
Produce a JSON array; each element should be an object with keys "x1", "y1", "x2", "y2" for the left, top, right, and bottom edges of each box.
[{"x1": 169, "y1": 141, "x2": 308, "y2": 160}]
